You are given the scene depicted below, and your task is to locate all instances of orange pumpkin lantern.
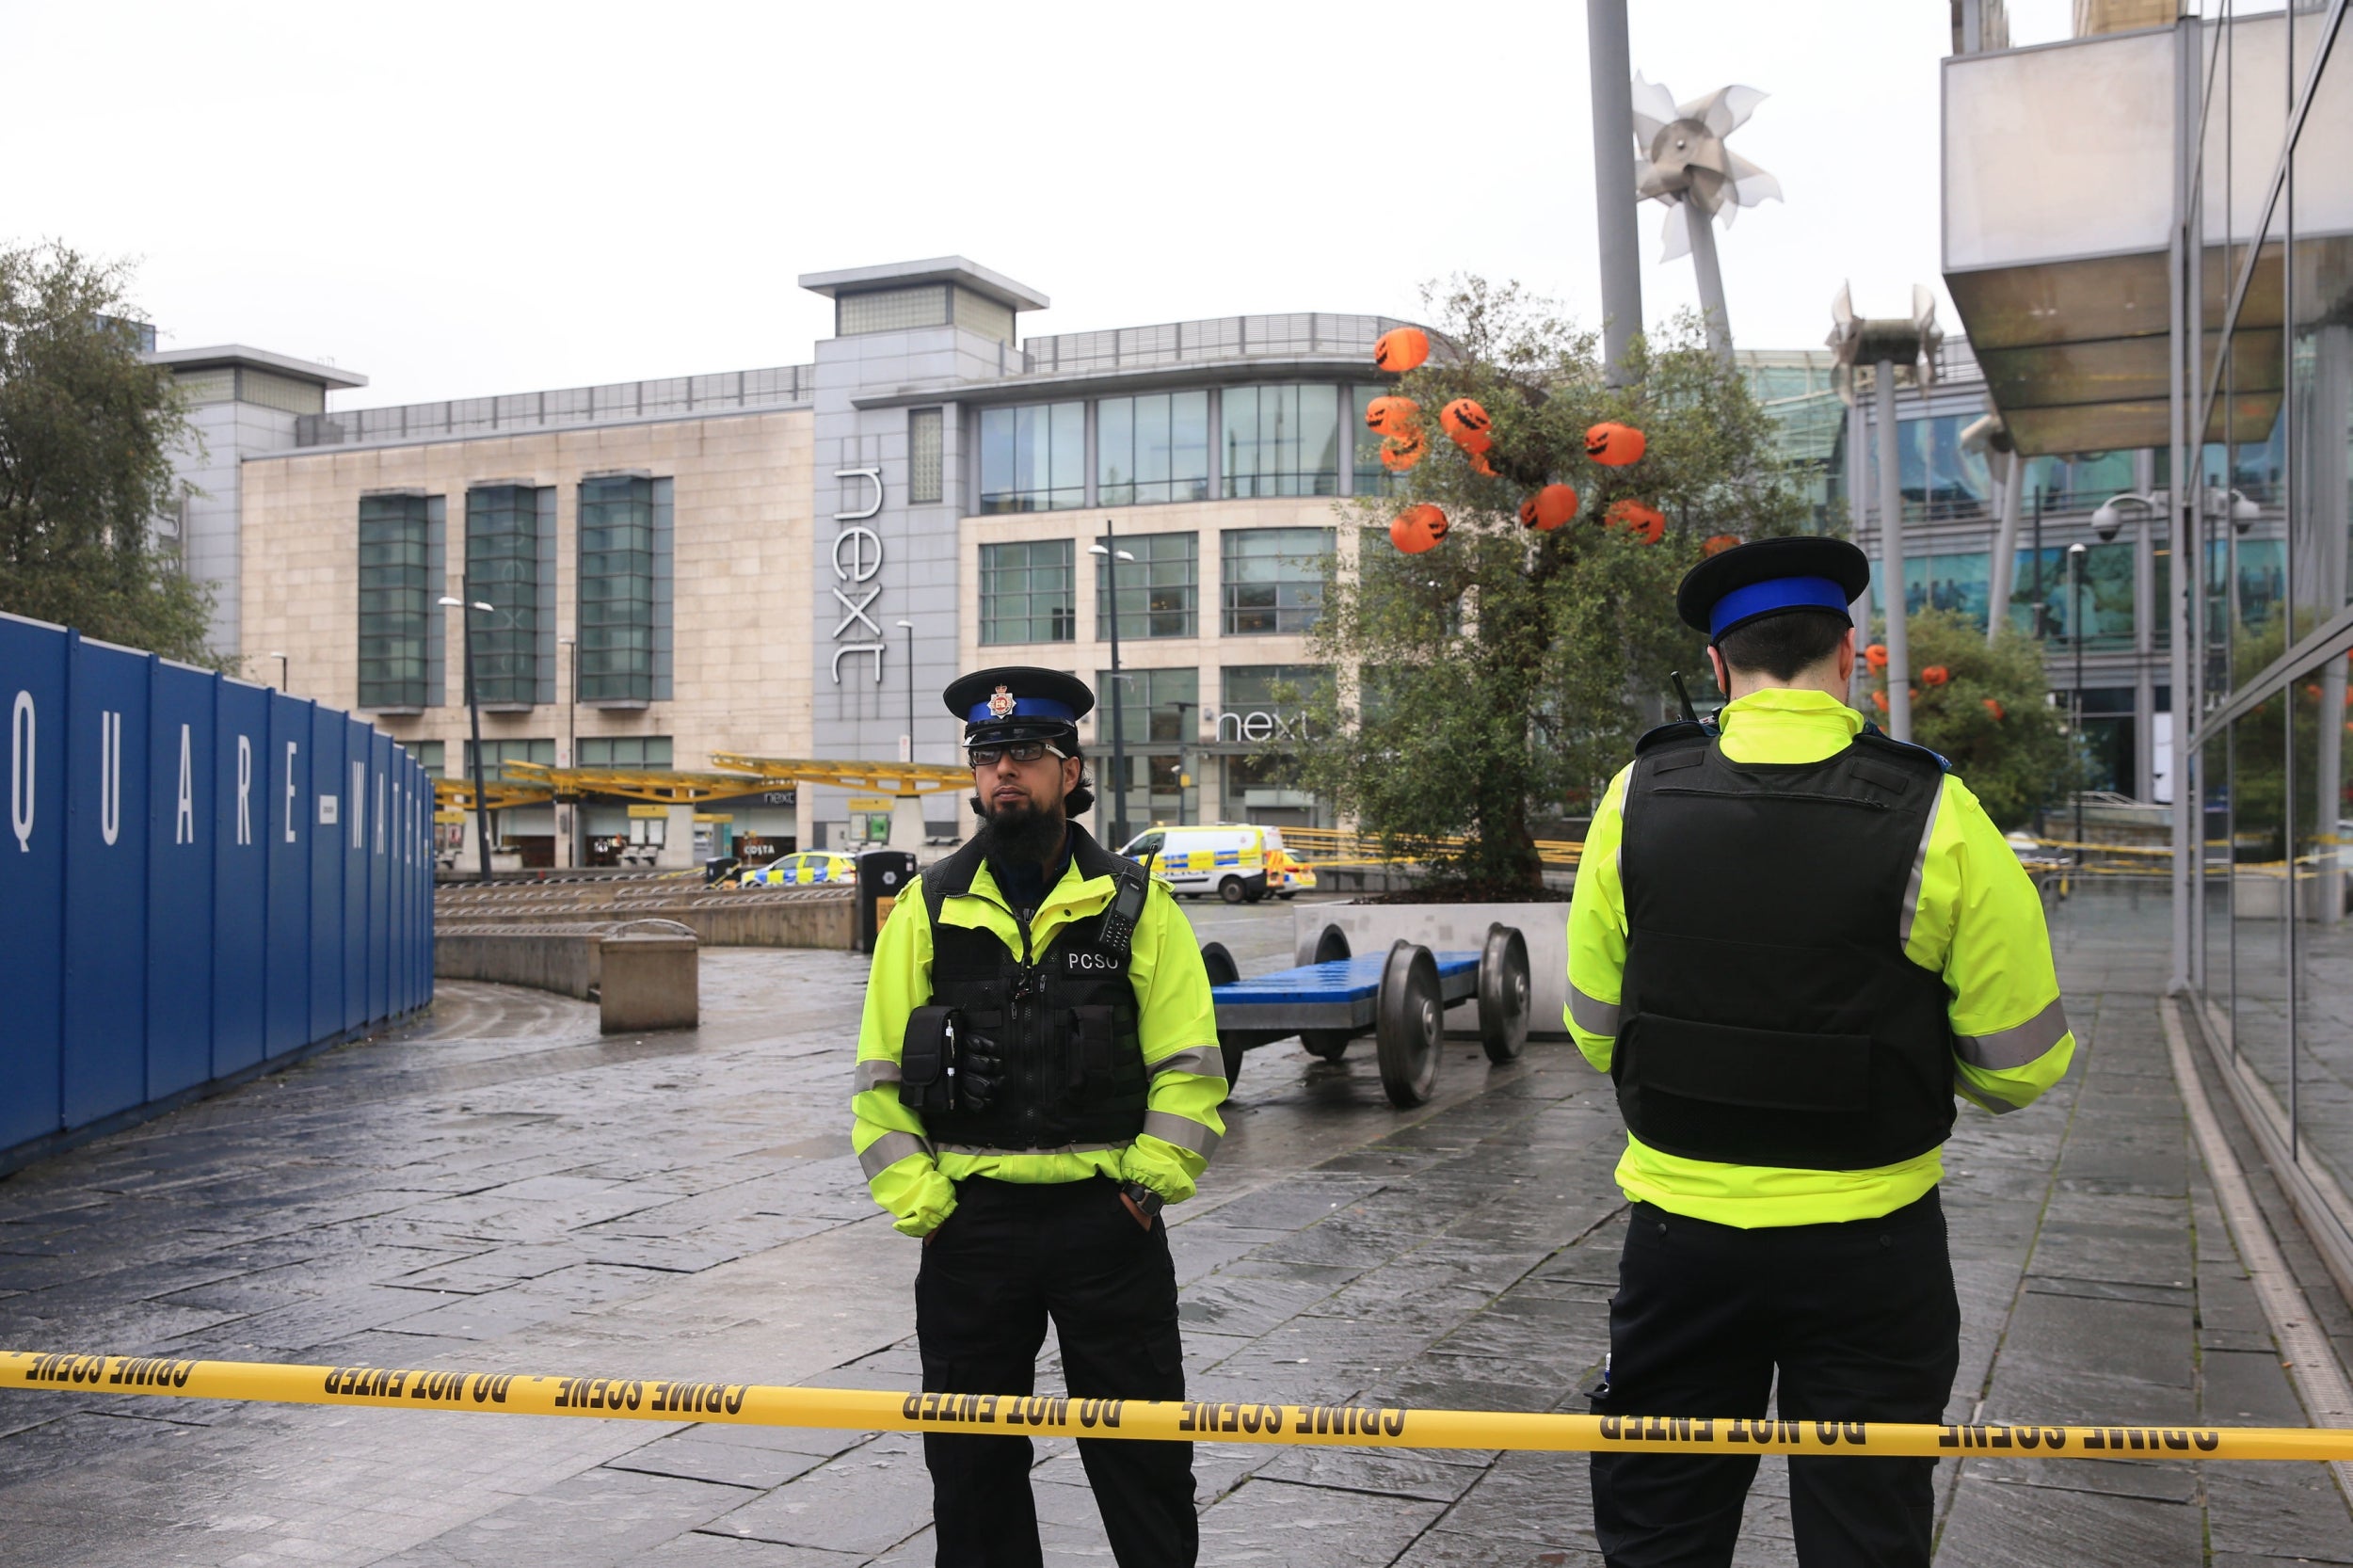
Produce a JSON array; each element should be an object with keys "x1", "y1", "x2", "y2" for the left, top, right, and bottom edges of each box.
[
  {"x1": 1530, "y1": 483, "x2": 1578, "y2": 530},
  {"x1": 1517, "y1": 497, "x2": 1542, "y2": 529},
  {"x1": 1872, "y1": 690, "x2": 1890, "y2": 714},
  {"x1": 1374, "y1": 327, "x2": 1431, "y2": 373},
  {"x1": 1702, "y1": 534, "x2": 1740, "y2": 556},
  {"x1": 1604, "y1": 498, "x2": 1665, "y2": 544},
  {"x1": 1921, "y1": 665, "x2": 1950, "y2": 687},
  {"x1": 1982, "y1": 697, "x2": 2006, "y2": 722},
  {"x1": 1363, "y1": 394, "x2": 1418, "y2": 437},
  {"x1": 1586, "y1": 422, "x2": 1647, "y2": 466},
  {"x1": 1865, "y1": 643, "x2": 1889, "y2": 672},
  {"x1": 1439, "y1": 399, "x2": 1491, "y2": 440},
  {"x1": 1380, "y1": 428, "x2": 1427, "y2": 472},
  {"x1": 1467, "y1": 449, "x2": 1497, "y2": 478},
  {"x1": 1389, "y1": 503, "x2": 1449, "y2": 554}
]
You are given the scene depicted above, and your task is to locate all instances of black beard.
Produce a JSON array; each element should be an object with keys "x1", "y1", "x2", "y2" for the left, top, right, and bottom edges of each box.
[{"x1": 969, "y1": 792, "x2": 1066, "y2": 867}]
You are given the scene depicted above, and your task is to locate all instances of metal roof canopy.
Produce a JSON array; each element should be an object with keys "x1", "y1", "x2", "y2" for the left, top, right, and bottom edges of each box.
[{"x1": 1940, "y1": 17, "x2": 2352, "y2": 457}]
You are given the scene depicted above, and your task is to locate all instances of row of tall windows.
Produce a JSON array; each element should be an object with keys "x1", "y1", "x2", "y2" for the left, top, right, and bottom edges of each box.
[
  {"x1": 976, "y1": 528, "x2": 1335, "y2": 646},
  {"x1": 357, "y1": 493, "x2": 445, "y2": 710},
  {"x1": 577, "y1": 476, "x2": 675, "y2": 703},
  {"x1": 355, "y1": 479, "x2": 671, "y2": 711},
  {"x1": 978, "y1": 387, "x2": 1390, "y2": 514}
]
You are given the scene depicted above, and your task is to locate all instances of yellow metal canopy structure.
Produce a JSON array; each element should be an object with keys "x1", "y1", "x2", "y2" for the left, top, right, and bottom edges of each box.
[
  {"x1": 430, "y1": 754, "x2": 972, "y2": 812},
  {"x1": 706, "y1": 754, "x2": 969, "y2": 796}
]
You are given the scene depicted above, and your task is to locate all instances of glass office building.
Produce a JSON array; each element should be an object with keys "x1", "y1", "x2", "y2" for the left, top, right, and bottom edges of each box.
[{"x1": 1946, "y1": 1, "x2": 2353, "y2": 1296}]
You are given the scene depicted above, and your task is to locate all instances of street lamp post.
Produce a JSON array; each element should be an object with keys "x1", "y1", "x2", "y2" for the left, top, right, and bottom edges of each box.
[
  {"x1": 270, "y1": 651, "x2": 289, "y2": 692},
  {"x1": 2068, "y1": 541, "x2": 2089, "y2": 864},
  {"x1": 1169, "y1": 699, "x2": 1200, "y2": 828},
  {"x1": 1090, "y1": 525, "x2": 1138, "y2": 848},
  {"x1": 440, "y1": 596, "x2": 497, "y2": 883},
  {"x1": 895, "y1": 618, "x2": 918, "y2": 854},
  {"x1": 895, "y1": 619, "x2": 917, "y2": 764},
  {"x1": 557, "y1": 634, "x2": 578, "y2": 869}
]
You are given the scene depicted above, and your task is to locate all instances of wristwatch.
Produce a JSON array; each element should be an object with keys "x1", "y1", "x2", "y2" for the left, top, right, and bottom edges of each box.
[{"x1": 1120, "y1": 1181, "x2": 1165, "y2": 1224}]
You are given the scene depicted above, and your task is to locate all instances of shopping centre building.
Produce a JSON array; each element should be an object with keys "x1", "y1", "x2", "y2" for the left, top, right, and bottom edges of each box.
[{"x1": 170, "y1": 260, "x2": 1415, "y2": 866}]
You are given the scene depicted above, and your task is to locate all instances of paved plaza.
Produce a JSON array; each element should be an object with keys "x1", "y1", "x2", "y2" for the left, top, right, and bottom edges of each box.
[{"x1": 1, "y1": 889, "x2": 2349, "y2": 1565}]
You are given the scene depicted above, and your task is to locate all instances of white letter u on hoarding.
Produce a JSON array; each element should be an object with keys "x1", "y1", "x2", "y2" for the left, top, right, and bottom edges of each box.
[
  {"x1": 99, "y1": 711, "x2": 122, "y2": 846},
  {"x1": 9, "y1": 690, "x2": 32, "y2": 853}
]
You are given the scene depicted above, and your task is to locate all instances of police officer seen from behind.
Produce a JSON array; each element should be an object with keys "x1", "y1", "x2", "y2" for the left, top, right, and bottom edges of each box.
[
  {"x1": 852, "y1": 666, "x2": 1224, "y2": 1568},
  {"x1": 1566, "y1": 537, "x2": 2073, "y2": 1568}
]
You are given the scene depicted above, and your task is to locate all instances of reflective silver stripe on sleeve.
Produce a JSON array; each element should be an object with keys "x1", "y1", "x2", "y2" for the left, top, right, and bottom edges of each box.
[
  {"x1": 854, "y1": 1059, "x2": 902, "y2": 1095},
  {"x1": 1897, "y1": 779, "x2": 1946, "y2": 951},
  {"x1": 1567, "y1": 981, "x2": 1621, "y2": 1038},
  {"x1": 1140, "y1": 1112, "x2": 1222, "y2": 1158},
  {"x1": 857, "y1": 1130, "x2": 932, "y2": 1180},
  {"x1": 1955, "y1": 998, "x2": 2071, "y2": 1071},
  {"x1": 1149, "y1": 1046, "x2": 1225, "y2": 1082},
  {"x1": 933, "y1": 1141, "x2": 1128, "y2": 1158},
  {"x1": 1955, "y1": 1078, "x2": 2028, "y2": 1115}
]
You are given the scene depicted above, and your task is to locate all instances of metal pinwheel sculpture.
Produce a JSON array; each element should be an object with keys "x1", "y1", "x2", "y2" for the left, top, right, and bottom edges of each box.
[{"x1": 1630, "y1": 72, "x2": 1783, "y2": 360}]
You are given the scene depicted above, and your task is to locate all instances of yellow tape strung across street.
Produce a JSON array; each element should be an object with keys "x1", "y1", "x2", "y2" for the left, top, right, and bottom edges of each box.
[{"x1": 9, "y1": 1352, "x2": 2353, "y2": 1463}]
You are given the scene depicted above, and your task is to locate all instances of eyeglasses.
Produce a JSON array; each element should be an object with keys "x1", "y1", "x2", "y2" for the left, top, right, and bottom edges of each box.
[{"x1": 968, "y1": 740, "x2": 1067, "y2": 768}]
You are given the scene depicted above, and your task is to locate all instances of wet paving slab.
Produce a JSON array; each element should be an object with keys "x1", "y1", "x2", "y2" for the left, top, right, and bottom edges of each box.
[{"x1": 0, "y1": 890, "x2": 2348, "y2": 1564}]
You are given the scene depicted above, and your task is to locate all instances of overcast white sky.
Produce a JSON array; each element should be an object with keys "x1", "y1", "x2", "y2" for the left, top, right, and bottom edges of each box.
[{"x1": 3, "y1": 0, "x2": 2085, "y2": 409}]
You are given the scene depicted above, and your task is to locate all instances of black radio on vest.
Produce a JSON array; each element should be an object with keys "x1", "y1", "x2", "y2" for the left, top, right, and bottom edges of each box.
[
  {"x1": 1614, "y1": 725, "x2": 1957, "y2": 1171},
  {"x1": 909, "y1": 827, "x2": 1150, "y2": 1151}
]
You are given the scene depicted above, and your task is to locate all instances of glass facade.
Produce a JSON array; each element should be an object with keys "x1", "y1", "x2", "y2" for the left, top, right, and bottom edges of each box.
[
  {"x1": 909, "y1": 408, "x2": 944, "y2": 504},
  {"x1": 979, "y1": 401, "x2": 1084, "y2": 512},
  {"x1": 460, "y1": 737, "x2": 555, "y2": 776},
  {"x1": 1222, "y1": 384, "x2": 1341, "y2": 498},
  {"x1": 577, "y1": 475, "x2": 672, "y2": 704},
  {"x1": 356, "y1": 492, "x2": 441, "y2": 709},
  {"x1": 578, "y1": 735, "x2": 673, "y2": 768},
  {"x1": 978, "y1": 539, "x2": 1075, "y2": 645},
  {"x1": 1098, "y1": 392, "x2": 1209, "y2": 505},
  {"x1": 2187, "y1": 9, "x2": 2353, "y2": 1265},
  {"x1": 1094, "y1": 665, "x2": 1199, "y2": 829},
  {"x1": 463, "y1": 485, "x2": 543, "y2": 705},
  {"x1": 1097, "y1": 533, "x2": 1197, "y2": 640},
  {"x1": 1221, "y1": 528, "x2": 1332, "y2": 635}
]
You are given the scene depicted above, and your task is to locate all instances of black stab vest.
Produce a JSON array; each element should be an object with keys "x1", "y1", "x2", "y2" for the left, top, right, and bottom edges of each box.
[
  {"x1": 920, "y1": 824, "x2": 1150, "y2": 1151},
  {"x1": 1614, "y1": 721, "x2": 1958, "y2": 1171}
]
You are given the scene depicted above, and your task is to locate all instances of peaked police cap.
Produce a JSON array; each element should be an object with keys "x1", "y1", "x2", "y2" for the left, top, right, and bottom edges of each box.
[
  {"x1": 944, "y1": 666, "x2": 1096, "y2": 743},
  {"x1": 1675, "y1": 536, "x2": 1872, "y2": 642}
]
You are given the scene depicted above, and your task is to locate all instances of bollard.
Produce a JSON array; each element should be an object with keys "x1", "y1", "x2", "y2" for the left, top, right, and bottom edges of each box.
[
  {"x1": 856, "y1": 850, "x2": 918, "y2": 953},
  {"x1": 598, "y1": 923, "x2": 698, "y2": 1033}
]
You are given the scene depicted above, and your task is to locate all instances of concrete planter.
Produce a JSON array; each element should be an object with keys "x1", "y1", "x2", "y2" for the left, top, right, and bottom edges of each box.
[{"x1": 1294, "y1": 902, "x2": 1571, "y2": 1037}]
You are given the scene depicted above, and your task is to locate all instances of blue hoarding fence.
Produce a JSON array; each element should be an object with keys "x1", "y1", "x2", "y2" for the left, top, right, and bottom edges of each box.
[{"x1": 0, "y1": 613, "x2": 435, "y2": 1172}]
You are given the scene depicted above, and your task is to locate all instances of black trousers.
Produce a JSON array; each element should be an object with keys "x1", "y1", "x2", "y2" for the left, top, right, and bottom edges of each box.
[
  {"x1": 1590, "y1": 1188, "x2": 1960, "y2": 1568},
  {"x1": 916, "y1": 1176, "x2": 1195, "y2": 1568}
]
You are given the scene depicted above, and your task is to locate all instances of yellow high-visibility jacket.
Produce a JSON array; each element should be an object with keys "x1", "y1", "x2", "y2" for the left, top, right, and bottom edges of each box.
[
  {"x1": 852, "y1": 854, "x2": 1225, "y2": 1238},
  {"x1": 1565, "y1": 686, "x2": 2074, "y2": 1227}
]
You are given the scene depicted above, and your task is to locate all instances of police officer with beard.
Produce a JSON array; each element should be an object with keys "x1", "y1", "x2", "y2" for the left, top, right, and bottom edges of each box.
[
  {"x1": 1566, "y1": 538, "x2": 2074, "y2": 1568},
  {"x1": 851, "y1": 666, "x2": 1224, "y2": 1568}
]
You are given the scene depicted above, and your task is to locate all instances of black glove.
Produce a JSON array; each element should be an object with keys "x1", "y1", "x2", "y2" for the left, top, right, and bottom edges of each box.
[{"x1": 958, "y1": 1032, "x2": 1004, "y2": 1112}]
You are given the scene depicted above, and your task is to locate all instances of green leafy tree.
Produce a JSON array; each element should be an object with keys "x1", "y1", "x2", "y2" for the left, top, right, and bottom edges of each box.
[
  {"x1": 0, "y1": 242, "x2": 214, "y2": 663},
  {"x1": 1292, "y1": 280, "x2": 1806, "y2": 898},
  {"x1": 1862, "y1": 608, "x2": 2080, "y2": 830}
]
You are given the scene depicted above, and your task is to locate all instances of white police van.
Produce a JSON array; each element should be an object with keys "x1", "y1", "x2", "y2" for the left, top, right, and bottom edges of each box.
[{"x1": 1118, "y1": 824, "x2": 1278, "y2": 904}]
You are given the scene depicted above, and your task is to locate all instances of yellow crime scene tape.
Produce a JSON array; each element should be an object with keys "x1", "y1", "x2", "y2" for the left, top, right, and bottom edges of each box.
[{"x1": 8, "y1": 1351, "x2": 2353, "y2": 1463}]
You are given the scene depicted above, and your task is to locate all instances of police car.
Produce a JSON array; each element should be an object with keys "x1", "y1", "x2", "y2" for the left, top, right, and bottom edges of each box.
[
  {"x1": 1118, "y1": 824, "x2": 1286, "y2": 904},
  {"x1": 740, "y1": 851, "x2": 858, "y2": 888}
]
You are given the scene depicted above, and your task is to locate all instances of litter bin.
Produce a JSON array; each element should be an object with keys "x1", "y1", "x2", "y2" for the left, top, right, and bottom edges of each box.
[{"x1": 856, "y1": 850, "x2": 920, "y2": 952}]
